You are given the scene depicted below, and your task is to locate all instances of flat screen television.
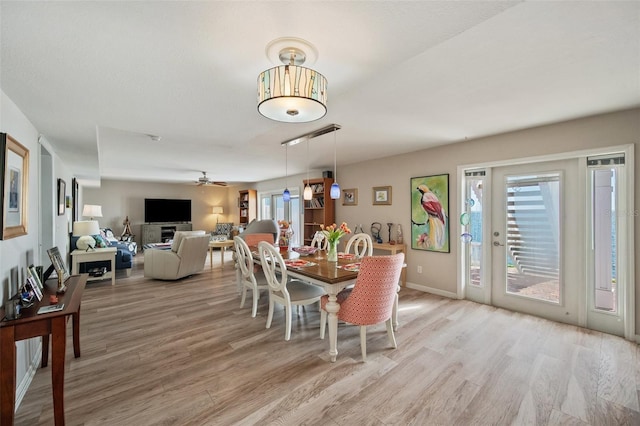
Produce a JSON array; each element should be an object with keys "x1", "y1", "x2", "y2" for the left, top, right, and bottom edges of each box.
[{"x1": 144, "y1": 198, "x2": 191, "y2": 223}]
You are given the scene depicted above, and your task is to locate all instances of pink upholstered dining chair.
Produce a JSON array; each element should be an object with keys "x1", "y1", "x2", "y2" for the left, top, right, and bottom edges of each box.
[
  {"x1": 320, "y1": 253, "x2": 404, "y2": 361},
  {"x1": 243, "y1": 233, "x2": 275, "y2": 247}
]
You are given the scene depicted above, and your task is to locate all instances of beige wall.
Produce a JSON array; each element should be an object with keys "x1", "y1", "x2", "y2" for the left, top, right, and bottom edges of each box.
[{"x1": 83, "y1": 180, "x2": 234, "y2": 239}]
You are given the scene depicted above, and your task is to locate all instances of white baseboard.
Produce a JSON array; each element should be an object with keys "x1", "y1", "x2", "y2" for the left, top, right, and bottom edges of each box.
[
  {"x1": 405, "y1": 282, "x2": 459, "y2": 299},
  {"x1": 15, "y1": 342, "x2": 42, "y2": 411}
]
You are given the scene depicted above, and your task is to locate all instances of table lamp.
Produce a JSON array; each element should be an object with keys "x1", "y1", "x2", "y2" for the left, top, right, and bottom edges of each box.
[
  {"x1": 82, "y1": 204, "x2": 103, "y2": 220},
  {"x1": 72, "y1": 220, "x2": 100, "y2": 251},
  {"x1": 212, "y1": 206, "x2": 223, "y2": 224}
]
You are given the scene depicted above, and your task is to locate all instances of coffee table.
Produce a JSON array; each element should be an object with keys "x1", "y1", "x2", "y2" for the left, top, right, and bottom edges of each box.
[{"x1": 209, "y1": 240, "x2": 235, "y2": 269}]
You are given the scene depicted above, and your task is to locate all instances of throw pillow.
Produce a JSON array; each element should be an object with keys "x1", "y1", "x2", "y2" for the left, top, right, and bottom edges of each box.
[{"x1": 93, "y1": 234, "x2": 108, "y2": 248}]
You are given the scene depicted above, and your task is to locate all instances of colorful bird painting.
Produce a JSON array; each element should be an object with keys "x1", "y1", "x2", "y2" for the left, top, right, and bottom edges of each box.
[{"x1": 417, "y1": 184, "x2": 447, "y2": 249}]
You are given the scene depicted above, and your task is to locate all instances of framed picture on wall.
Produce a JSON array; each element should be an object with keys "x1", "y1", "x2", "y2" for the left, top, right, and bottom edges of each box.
[
  {"x1": 372, "y1": 186, "x2": 392, "y2": 205},
  {"x1": 72, "y1": 177, "x2": 79, "y2": 222},
  {"x1": 410, "y1": 174, "x2": 450, "y2": 253},
  {"x1": 57, "y1": 178, "x2": 66, "y2": 215},
  {"x1": 0, "y1": 133, "x2": 29, "y2": 240},
  {"x1": 342, "y1": 188, "x2": 358, "y2": 206}
]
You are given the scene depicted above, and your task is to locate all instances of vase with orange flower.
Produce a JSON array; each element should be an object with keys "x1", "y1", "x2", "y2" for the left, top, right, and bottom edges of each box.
[{"x1": 320, "y1": 222, "x2": 351, "y2": 262}]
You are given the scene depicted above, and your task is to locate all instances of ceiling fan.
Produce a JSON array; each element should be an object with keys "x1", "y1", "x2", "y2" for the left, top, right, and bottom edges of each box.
[{"x1": 195, "y1": 171, "x2": 227, "y2": 187}]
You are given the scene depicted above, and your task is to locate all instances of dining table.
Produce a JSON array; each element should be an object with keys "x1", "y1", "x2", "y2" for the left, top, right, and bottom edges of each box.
[{"x1": 246, "y1": 246, "x2": 360, "y2": 362}]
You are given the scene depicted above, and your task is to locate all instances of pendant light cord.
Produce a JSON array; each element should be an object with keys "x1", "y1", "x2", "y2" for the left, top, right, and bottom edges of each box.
[
  {"x1": 307, "y1": 140, "x2": 310, "y2": 183},
  {"x1": 333, "y1": 130, "x2": 337, "y2": 182}
]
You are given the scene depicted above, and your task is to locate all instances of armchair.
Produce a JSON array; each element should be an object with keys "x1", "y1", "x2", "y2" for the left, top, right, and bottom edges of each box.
[
  {"x1": 144, "y1": 230, "x2": 210, "y2": 280},
  {"x1": 211, "y1": 222, "x2": 234, "y2": 241}
]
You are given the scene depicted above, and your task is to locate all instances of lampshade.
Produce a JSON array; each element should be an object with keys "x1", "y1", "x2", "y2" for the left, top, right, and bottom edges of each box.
[
  {"x1": 212, "y1": 206, "x2": 223, "y2": 215},
  {"x1": 72, "y1": 220, "x2": 100, "y2": 237},
  {"x1": 258, "y1": 42, "x2": 327, "y2": 123},
  {"x1": 72, "y1": 220, "x2": 100, "y2": 251},
  {"x1": 330, "y1": 182, "x2": 341, "y2": 199},
  {"x1": 283, "y1": 188, "x2": 291, "y2": 202},
  {"x1": 304, "y1": 185, "x2": 313, "y2": 200},
  {"x1": 82, "y1": 204, "x2": 103, "y2": 219}
]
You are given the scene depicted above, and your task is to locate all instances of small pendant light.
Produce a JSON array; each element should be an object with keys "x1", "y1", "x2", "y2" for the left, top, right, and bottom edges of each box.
[
  {"x1": 330, "y1": 129, "x2": 340, "y2": 199},
  {"x1": 283, "y1": 144, "x2": 291, "y2": 202},
  {"x1": 303, "y1": 139, "x2": 313, "y2": 200}
]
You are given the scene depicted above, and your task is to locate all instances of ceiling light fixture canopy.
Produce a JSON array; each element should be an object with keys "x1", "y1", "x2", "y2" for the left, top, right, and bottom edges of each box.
[
  {"x1": 258, "y1": 38, "x2": 327, "y2": 123},
  {"x1": 280, "y1": 124, "x2": 341, "y2": 147}
]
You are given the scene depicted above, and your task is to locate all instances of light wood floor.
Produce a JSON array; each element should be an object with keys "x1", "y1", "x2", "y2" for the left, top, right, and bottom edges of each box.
[{"x1": 15, "y1": 252, "x2": 640, "y2": 425}]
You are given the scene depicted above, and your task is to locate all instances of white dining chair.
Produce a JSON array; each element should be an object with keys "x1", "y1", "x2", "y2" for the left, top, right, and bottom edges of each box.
[
  {"x1": 234, "y1": 236, "x2": 268, "y2": 318},
  {"x1": 310, "y1": 231, "x2": 328, "y2": 250},
  {"x1": 344, "y1": 233, "x2": 373, "y2": 258},
  {"x1": 257, "y1": 241, "x2": 325, "y2": 341}
]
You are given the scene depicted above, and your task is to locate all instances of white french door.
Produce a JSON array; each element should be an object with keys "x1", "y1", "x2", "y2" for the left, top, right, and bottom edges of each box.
[
  {"x1": 461, "y1": 148, "x2": 633, "y2": 337},
  {"x1": 490, "y1": 159, "x2": 581, "y2": 325}
]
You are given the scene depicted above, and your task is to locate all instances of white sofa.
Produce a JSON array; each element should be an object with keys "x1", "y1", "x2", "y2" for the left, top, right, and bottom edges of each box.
[{"x1": 144, "y1": 230, "x2": 210, "y2": 280}]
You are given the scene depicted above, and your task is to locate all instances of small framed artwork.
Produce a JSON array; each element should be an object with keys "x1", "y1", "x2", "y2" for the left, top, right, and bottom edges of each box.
[
  {"x1": 57, "y1": 178, "x2": 66, "y2": 215},
  {"x1": 342, "y1": 188, "x2": 358, "y2": 206},
  {"x1": 0, "y1": 133, "x2": 29, "y2": 240},
  {"x1": 47, "y1": 247, "x2": 70, "y2": 282},
  {"x1": 372, "y1": 186, "x2": 392, "y2": 205},
  {"x1": 28, "y1": 264, "x2": 43, "y2": 290},
  {"x1": 28, "y1": 276, "x2": 43, "y2": 301},
  {"x1": 410, "y1": 174, "x2": 450, "y2": 253}
]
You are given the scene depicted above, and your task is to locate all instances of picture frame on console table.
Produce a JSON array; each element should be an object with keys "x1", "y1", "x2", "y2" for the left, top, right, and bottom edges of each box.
[{"x1": 0, "y1": 133, "x2": 29, "y2": 240}]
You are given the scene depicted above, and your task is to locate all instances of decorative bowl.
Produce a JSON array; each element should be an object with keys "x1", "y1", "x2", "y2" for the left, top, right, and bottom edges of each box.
[{"x1": 293, "y1": 246, "x2": 318, "y2": 256}]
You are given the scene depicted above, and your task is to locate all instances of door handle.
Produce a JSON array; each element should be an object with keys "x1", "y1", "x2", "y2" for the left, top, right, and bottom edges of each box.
[{"x1": 493, "y1": 241, "x2": 504, "y2": 247}]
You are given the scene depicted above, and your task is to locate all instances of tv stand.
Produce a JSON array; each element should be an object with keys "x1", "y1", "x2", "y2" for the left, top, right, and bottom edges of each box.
[{"x1": 141, "y1": 223, "x2": 192, "y2": 246}]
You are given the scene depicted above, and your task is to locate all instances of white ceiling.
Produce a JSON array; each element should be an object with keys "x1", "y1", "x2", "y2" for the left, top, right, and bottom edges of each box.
[{"x1": 1, "y1": 1, "x2": 638, "y2": 186}]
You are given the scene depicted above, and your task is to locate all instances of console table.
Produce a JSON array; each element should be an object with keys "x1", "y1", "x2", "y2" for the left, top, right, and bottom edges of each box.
[
  {"x1": 0, "y1": 274, "x2": 87, "y2": 426},
  {"x1": 71, "y1": 247, "x2": 116, "y2": 285}
]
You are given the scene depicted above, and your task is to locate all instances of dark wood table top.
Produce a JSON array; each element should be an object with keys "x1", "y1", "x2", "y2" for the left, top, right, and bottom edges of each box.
[
  {"x1": 252, "y1": 247, "x2": 360, "y2": 285},
  {"x1": 1, "y1": 275, "x2": 86, "y2": 330}
]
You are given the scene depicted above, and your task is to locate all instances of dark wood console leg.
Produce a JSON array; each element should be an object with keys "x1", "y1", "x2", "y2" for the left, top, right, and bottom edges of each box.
[
  {"x1": 73, "y1": 308, "x2": 81, "y2": 358},
  {"x1": 42, "y1": 334, "x2": 50, "y2": 367},
  {"x1": 51, "y1": 316, "x2": 66, "y2": 425}
]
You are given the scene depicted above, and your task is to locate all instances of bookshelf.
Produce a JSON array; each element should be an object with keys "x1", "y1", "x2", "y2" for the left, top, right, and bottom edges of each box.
[
  {"x1": 302, "y1": 178, "x2": 335, "y2": 245},
  {"x1": 238, "y1": 189, "x2": 257, "y2": 225}
]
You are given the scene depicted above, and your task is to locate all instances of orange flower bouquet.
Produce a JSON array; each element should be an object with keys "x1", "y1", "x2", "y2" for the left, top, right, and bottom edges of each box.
[{"x1": 320, "y1": 222, "x2": 351, "y2": 261}]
